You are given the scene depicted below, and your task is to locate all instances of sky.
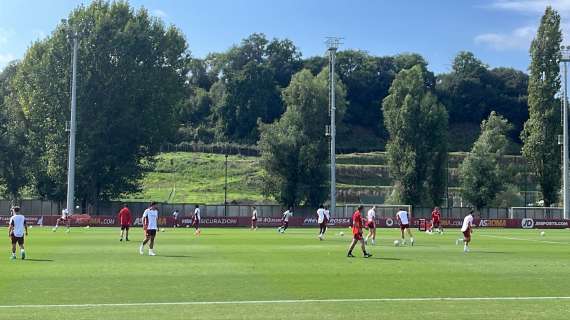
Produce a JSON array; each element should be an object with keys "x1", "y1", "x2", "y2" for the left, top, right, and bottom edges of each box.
[{"x1": 1, "y1": 0, "x2": 570, "y2": 74}]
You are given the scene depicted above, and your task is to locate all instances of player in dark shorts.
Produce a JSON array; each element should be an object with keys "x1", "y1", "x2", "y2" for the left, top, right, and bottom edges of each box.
[
  {"x1": 193, "y1": 205, "x2": 201, "y2": 235},
  {"x1": 9, "y1": 206, "x2": 28, "y2": 260},
  {"x1": 118, "y1": 203, "x2": 132, "y2": 241},
  {"x1": 53, "y1": 208, "x2": 71, "y2": 232},
  {"x1": 251, "y1": 206, "x2": 258, "y2": 230},
  {"x1": 347, "y1": 206, "x2": 372, "y2": 258}
]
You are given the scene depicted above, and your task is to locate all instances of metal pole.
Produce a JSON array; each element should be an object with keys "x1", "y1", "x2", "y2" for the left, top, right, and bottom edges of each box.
[
  {"x1": 327, "y1": 39, "x2": 339, "y2": 217},
  {"x1": 562, "y1": 58, "x2": 570, "y2": 219},
  {"x1": 224, "y1": 152, "x2": 228, "y2": 216},
  {"x1": 66, "y1": 33, "x2": 78, "y2": 216}
]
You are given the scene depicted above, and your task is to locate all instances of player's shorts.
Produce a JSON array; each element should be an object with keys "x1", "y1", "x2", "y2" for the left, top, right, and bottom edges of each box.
[
  {"x1": 146, "y1": 229, "x2": 157, "y2": 237},
  {"x1": 121, "y1": 225, "x2": 130, "y2": 230},
  {"x1": 252, "y1": 218, "x2": 257, "y2": 221},
  {"x1": 11, "y1": 235, "x2": 24, "y2": 245},
  {"x1": 59, "y1": 216, "x2": 68, "y2": 221},
  {"x1": 366, "y1": 221, "x2": 375, "y2": 229},
  {"x1": 193, "y1": 220, "x2": 200, "y2": 228},
  {"x1": 462, "y1": 229, "x2": 471, "y2": 238},
  {"x1": 400, "y1": 224, "x2": 410, "y2": 230},
  {"x1": 432, "y1": 220, "x2": 440, "y2": 228},
  {"x1": 353, "y1": 232, "x2": 363, "y2": 240}
]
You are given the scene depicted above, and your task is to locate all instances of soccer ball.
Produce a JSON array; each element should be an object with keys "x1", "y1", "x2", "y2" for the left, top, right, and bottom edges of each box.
[
  {"x1": 160, "y1": 228, "x2": 165, "y2": 232},
  {"x1": 393, "y1": 240, "x2": 400, "y2": 247},
  {"x1": 540, "y1": 231, "x2": 545, "y2": 237},
  {"x1": 339, "y1": 231, "x2": 344, "y2": 237}
]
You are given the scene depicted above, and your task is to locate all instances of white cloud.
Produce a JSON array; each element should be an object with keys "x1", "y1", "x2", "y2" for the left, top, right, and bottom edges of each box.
[
  {"x1": 0, "y1": 28, "x2": 14, "y2": 48},
  {"x1": 152, "y1": 9, "x2": 168, "y2": 19},
  {"x1": 488, "y1": 0, "x2": 570, "y2": 14},
  {"x1": 475, "y1": 25, "x2": 536, "y2": 50},
  {"x1": 0, "y1": 53, "x2": 16, "y2": 70}
]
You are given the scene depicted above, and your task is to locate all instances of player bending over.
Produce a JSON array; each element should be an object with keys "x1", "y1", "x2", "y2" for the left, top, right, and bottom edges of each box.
[
  {"x1": 9, "y1": 206, "x2": 28, "y2": 260},
  {"x1": 118, "y1": 203, "x2": 132, "y2": 241},
  {"x1": 458, "y1": 210, "x2": 474, "y2": 253},
  {"x1": 139, "y1": 202, "x2": 159, "y2": 256},
  {"x1": 317, "y1": 205, "x2": 327, "y2": 240},
  {"x1": 53, "y1": 208, "x2": 70, "y2": 232},
  {"x1": 365, "y1": 206, "x2": 377, "y2": 245},
  {"x1": 278, "y1": 207, "x2": 293, "y2": 233},
  {"x1": 192, "y1": 205, "x2": 201, "y2": 235},
  {"x1": 251, "y1": 206, "x2": 258, "y2": 230},
  {"x1": 172, "y1": 209, "x2": 180, "y2": 228},
  {"x1": 323, "y1": 206, "x2": 330, "y2": 236},
  {"x1": 396, "y1": 208, "x2": 414, "y2": 246},
  {"x1": 347, "y1": 206, "x2": 372, "y2": 258},
  {"x1": 430, "y1": 207, "x2": 443, "y2": 234}
]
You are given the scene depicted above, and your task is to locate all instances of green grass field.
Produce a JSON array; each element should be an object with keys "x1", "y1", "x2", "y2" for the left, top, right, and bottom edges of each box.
[{"x1": 1, "y1": 227, "x2": 569, "y2": 319}]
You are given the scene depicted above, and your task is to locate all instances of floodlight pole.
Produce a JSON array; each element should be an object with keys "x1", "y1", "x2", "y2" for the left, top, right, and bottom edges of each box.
[
  {"x1": 326, "y1": 38, "x2": 340, "y2": 216},
  {"x1": 66, "y1": 31, "x2": 79, "y2": 216},
  {"x1": 561, "y1": 46, "x2": 570, "y2": 220}
]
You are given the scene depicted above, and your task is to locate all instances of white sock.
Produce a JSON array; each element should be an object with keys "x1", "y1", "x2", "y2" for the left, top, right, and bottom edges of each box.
[
  {"x1": 464, "y1": 244, "x2": 467, "y2": 251},
  {"x1": 411, "y1": 237, "x2": 414, "y2": 243}
]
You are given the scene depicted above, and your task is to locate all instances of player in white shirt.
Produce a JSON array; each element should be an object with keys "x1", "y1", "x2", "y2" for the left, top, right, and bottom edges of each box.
[
  {"x1": 323, "y1": 206, "x2": 330, "y2": 236},
  {"x1": 278, "y1": 207, "x2": 293, "y2": 233},
  {"x1": 365, "y1": 206, "x2": 377, "y2": 245},
  {"x1": 251, "y1": 206, "x2": 258, "y2": 230},
  {"x1": 139, "y1": 202, "x2": 159, "y2": 256},
  {"x1": 193, "y1": 205, "x2": 201, "y2": 235},
  {"x1": 317, "y1": 205, "x2": 326, "y2": 240},
  {"x1": 396, "y1": 208, "x2": 414, "y2": 246},
  {"x1": 172, "y1": 210, "x2": 180, "y2": 228},
  {"x1": 9, "y1": 206, "x2": 28, "y2": 260},
  {"x1": 458, "y1": 210, "x2": 475, "y2": 253},
  {"x1": 53, "y1": 208, "x2": 71, "y2": 232}
]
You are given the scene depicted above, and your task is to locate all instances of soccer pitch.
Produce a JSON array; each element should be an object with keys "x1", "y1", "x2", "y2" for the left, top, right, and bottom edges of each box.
[{"x1": 1, "y1": 227, "x2": 569, "y2": 320}]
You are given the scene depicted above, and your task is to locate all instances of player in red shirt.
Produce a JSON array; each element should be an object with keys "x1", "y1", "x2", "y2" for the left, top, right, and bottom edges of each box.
[
  {"x1": 430, "y1": 207, "x2": 443, "y2": 234},
  {"x1": 118, "y1": 203, "x2": 132, "y2": 242},
  {"x1": 347, "y1": 205, "x2": 372, "y2": 258}
]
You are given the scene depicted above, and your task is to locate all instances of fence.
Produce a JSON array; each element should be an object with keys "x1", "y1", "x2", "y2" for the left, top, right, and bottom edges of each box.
[{"x1": 0, "y1": 200, "x2": 562, "y2": 220}]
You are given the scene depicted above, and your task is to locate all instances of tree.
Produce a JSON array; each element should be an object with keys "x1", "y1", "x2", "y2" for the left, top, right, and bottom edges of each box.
[
  {"x1": 460, "y1": 112, "x2": 512, "y2": 210},
  {"x1": 382, "y1": 64, "x2": 448, "y2": 206},
  {"x1": 521, "y1": 6, "x2": 562, "y2": 206},
  {"x1": 0, "y1": 62, "x2": 30, "y2": 202},
  {"x1": 259, "y1": 69, "x2": 346, "y2": 207},
  {"x1": 13, "y1": 0, "x2": 189, "y2": 205},
  {"x1": 210, "y1": 33, "x2": 303, "y2": 143}
]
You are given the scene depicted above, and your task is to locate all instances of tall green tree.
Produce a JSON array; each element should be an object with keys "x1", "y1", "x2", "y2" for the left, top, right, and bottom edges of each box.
[
  {"x1": 521, "y1": 6, "x2": 562, "y2": 206},
  {"x1": 0, "y1": 62, "x2": 30, "y2": 202},
  {"x1": 259, "y1": 69, "x2": 346, "y2": 207},
  {"x1": 14, "y1": 0, "x2": 189, "y2": 205},
  {"x1": 382, "y1": 64, "x2": 448, "y2": 206},
  {"x1": 460, "y1": 112, "x2": 512, "y2": 210},
  {"x1": 210, "y1": 34, "x2": 302, "y2": 143}
]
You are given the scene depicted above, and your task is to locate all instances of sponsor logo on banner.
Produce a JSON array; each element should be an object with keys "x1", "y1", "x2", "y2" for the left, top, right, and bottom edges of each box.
[
  {"x1": 479, "y1": 219, "x2": 507, "y2": 227},
  {"x1": 303, "y1": 218, "x2": 318, "y2": 225},
  {"x1": 201, "y1": 217, "x2": 238, "y2": 225},
  {"x1": 328, "y1": 218, "x2": 350, "y2": 226},
  {"x1": 521, "y1": 218, "x2": 534, "y2": 229},
  {"x1": 385, "y1": 218, "x2": 394, "y2": 227},
  {"x1": 534, "y1": 220, "x2": 569, "y2": 228}
]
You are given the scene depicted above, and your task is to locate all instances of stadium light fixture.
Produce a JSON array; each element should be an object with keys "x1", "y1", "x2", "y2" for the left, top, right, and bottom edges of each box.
[{"x1": 326, "y1": 37, "x2": 342, "y2": 215}]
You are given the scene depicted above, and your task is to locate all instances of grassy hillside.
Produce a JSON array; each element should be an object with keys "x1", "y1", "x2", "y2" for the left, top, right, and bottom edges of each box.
[
  {"x1": 125, "y1": 152, "x2": 266, "y2": 204},
  {"x1": 126, "y1": 151, "x2": 537, "y2": 204}
]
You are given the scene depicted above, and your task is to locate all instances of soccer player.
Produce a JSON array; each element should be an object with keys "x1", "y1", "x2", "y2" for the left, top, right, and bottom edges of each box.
[
  {"x1": 347, "y1": 205, "x2": 372, "y2": 258},
  {"x1": 118, "y1": 203, "x2": 132, "y2": 242},
  {"x1": 396, "y1": 208, "x2": 414, "y2": 246},
  {"x1": 172, "y1": 209, "x2": 180, "y2": 228},
  {"x1": 365, "y1": 206, "x2": 377, "y2": 245},
  {"x1": 323, "y1": 206, "x2": 330, "y2": 236},
  {"x1": 278, "y1": 207, "x2": 293, "y2": 233},
  {"x1": 53, "y1": 208, "x2": 70, "y2": 232},
  {"x1": 139, "y1": 202, "x2": 159, "y2": 256},
  {"x1": 251, "y1": 206, "x2": 258, "y2": 230},
  {"x1": 430, "y1": 207, "x2": 443, "y2": 234},
  {"x1": 8, "y1": 206, "x2": 28, "y2": 260},
  {"x1": 317, "y1": 205, "x2": 326, "y2": 240},
  {"x1": 192, "y1": 205, "x2": 201, "y2": 235},
  {"x1": 459, "y1": 210, "x2": 474, "y2": 253}
]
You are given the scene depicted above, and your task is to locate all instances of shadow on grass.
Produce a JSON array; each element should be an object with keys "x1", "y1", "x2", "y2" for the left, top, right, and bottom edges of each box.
[{"x1": 24, "y1": 259, "x2": 54, "y2": 262}]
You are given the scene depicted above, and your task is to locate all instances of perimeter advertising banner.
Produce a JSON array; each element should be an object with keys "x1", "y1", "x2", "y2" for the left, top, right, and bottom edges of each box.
[{"x1": 0, "y1": 215, "x2": 568, "y2": 229}]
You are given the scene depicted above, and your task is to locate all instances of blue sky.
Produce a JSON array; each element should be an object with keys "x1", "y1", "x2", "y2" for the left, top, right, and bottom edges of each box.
[{"x1": 1, "y1": 0, "x2": 570, "y2": 74}]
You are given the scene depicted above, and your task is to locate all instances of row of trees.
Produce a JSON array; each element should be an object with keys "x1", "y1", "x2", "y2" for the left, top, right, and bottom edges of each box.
[{"x1": 0, "y1": 1, "x2": 563, "y2": 209}]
